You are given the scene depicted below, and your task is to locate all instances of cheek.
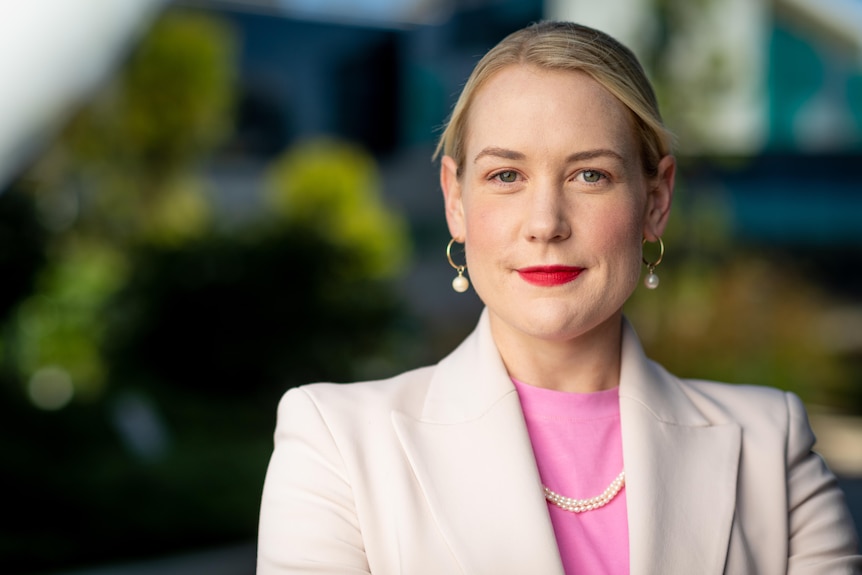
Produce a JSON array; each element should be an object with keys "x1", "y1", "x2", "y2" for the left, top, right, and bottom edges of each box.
[
  {"x1": 588, "y1": 203, "x2": 647, "y2": 291},
  {"x1": 588, "y1": 199, "x2": 645, "y2": 252},
  {"x1": 462, "y1": 197, "x2": 511, "y2": 248}
]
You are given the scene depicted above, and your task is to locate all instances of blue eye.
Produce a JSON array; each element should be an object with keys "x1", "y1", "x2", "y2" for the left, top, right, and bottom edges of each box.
[{"x1": 495, "y1": 170, "x2": 518, "y2": 183}]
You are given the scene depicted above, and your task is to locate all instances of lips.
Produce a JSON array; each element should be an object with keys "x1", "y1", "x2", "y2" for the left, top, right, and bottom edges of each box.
[{"x1": 517, "y1": 265, "x2": 584, "y2": 287}]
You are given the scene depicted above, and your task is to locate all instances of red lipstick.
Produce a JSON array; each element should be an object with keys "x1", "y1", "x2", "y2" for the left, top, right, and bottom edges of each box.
[{"x1": 517, "y1": 266, "x2": 584, "y2": 287}]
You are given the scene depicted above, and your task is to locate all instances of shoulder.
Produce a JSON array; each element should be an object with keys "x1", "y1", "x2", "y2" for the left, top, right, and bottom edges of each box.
[
  {"x1": 677, "y1": 376, "x2": 808, "y2": 436},
  {"x1": 275, "y1": 364, "x2": 436, "y2": 432},
  {"x1": 681, "y1": 376, "x2": 789, "y2": 408}
]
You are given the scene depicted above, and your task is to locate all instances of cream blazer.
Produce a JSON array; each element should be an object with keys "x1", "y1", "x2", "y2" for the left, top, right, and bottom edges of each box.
[{"x1": 258, "y1": 310, "x2": 861, "y2": 574}]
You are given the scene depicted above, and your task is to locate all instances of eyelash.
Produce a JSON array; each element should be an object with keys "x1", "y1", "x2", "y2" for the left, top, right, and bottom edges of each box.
[
  {"x1": 487, "y1": 169, "x2": 609, "y2": 185},
  {"x1": 488, "y1": 170, "x2": 520, "y2": 184},
  {"x1": 577, "y1": 169, "x2": 609, "y2": 185}
]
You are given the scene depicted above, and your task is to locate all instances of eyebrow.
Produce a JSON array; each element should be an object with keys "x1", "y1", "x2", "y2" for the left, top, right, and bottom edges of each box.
[{"x1": 473, "y1": 146, "x2": 626, "y2": 164}]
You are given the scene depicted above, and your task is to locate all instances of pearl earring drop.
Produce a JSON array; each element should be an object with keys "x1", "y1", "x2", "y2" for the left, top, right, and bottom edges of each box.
[
  {"x1": 446, "y1": 238, "x2": 469, "y2": 293},
  {"x1": 642, "y1": 237, "x2": 664, "y2": 290},
  {"x1": 452, "y1": 270, "x2": 469, "y2": 293},
  {"x1": 644, "y1": 267, "x2": 660, "y2": 289}
]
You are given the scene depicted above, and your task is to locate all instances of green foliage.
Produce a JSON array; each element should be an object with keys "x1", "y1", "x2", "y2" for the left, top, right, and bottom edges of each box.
[
  {"x1": 0, "y1": 190, "x2": 46, "y2": 323},
  {"x1": 628, "y1": 253, "x2": 855, "y2": 408},
  {"x1": 626, "y1": 180, "x2": 857, "y2": 410},
  {"x1": 66, "y1": 10, "x2": 236, "y2": 177},
  {"x1": 266, "y1": 138, "x2": 410, "y2": 279},
  {"x1": 119, "y1": 11, "x2": 236, "y2": 172},
  {"x1": 0, "y1": 8, "x2": 416, "y2": 573},
  {"x1": 5, "y1": 9, "x2": 238, "y2": 409},
  {"x1": 9, "y1": 241, "x2": 128, "y2": 400},
  {"x1": 34, "y1": 10, "x2": 235, "y2": 247},
  {"x1": 5, "y1": 10, "x2": 415, "y2": 406},
  {"x1": 103, "y1": 225, "x2": 411, "y2": 400}
]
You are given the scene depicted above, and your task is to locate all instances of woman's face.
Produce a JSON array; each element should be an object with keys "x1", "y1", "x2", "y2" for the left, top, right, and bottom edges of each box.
[{"x1": 441, "y1": 65, "x2": 674, "y2": 346}]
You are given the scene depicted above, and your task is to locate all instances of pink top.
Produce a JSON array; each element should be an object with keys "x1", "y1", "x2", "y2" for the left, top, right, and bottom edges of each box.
[{"x1": 512, "y1": 379, "x2": 629, "y2": 575}]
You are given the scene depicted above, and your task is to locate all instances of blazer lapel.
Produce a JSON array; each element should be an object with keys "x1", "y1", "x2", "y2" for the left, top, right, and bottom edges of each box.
[
  {"x1": 392, "y1": 310, "x2": 565, "y2": 575},
  {"x1": 619, "y1": 320, "x2": 741, "y2": 575},
  {"x1": 393, "y1": 312, "x2": 741, "y2": 575}
]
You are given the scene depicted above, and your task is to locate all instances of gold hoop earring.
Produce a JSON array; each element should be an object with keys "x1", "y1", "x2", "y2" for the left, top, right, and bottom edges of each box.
[
  {"x1": 642, "y1": 237, "x2": 664, "y2": 290},
  {"x1": 446, "y1": 238, "x2": 469, "y2": 293}
]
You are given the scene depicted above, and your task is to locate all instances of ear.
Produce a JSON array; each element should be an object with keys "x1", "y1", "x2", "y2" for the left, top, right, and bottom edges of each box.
[
  {"x1": 643, "y1": 155, "x2": 675, "y2": 241},
  {"x1": 441, "y1": 155, "x2": 466, "y2": 240}
]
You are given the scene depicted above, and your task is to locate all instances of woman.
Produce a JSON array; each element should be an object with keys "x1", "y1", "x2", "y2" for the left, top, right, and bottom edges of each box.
[{"x1": 257, "y1": 21, "x2": 861, "y2": 574}]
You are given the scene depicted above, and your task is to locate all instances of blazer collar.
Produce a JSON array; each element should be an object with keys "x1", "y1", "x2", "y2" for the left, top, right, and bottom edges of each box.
[
  {"x1": 392, "y1": 308, "x2": 565, "y2": 573},
  {"x1": 619, "y1": 319, "x2": 741, "y2": 575},
  {"x1": 417, "y1": 312, "x2": 718, "y2": 426},
  {"x1": 421, "y1": 308, "x2": 709, "y2": 427},
  {"x1": 419, "y1": 307, "x2": 514, "y2": 423},
  {"x1": 618, "y1": 318, "x2": 711, "y2": 425},
  {"x1": 394, "y1": 310, "x2": 740, "y2": 575}
]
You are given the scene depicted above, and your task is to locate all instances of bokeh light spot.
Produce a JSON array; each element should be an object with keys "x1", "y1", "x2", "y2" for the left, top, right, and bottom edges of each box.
[{"x1": 28, "y1": 366, "x2": 74, "y2": 410}]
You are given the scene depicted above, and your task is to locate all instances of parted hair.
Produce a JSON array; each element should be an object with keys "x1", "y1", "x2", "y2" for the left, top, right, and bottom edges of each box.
[{"x1": 434, "y1": 21, "x2": 674, "y2": 178}]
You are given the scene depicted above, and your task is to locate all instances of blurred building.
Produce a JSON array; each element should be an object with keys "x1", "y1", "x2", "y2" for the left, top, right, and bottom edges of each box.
[
  {"x1": 179, "y1": 0, "x2": 862, "y2": 152},
  {"x1": 175, "y1": 0, "x2": 861, "y2": 311},
  {"x1": 176, "y1": 0, "x2": 544, "y2": 324},
  {"x1": 180, "y1": 0, "x2": 862, "y2": 222},
  {"x1": 554, "y1": 0, "x2": 862, "y2": 251},
  {"x1": 178, "y1": 0, "x2": 542, "y2": 157},
  {"x1": 552, "y1": 0, "x2": 862, "y2": 153}
]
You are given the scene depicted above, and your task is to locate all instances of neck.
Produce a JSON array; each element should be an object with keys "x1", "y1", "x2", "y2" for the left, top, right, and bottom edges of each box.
[{"x1": 490, "y1": 313, "x2": 623, "y2": 394}]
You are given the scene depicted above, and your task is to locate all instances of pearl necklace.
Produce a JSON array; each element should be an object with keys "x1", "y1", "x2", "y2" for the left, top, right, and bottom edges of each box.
[{"x1": 543, "y1": 470, "x2": 625, "y2": 513}]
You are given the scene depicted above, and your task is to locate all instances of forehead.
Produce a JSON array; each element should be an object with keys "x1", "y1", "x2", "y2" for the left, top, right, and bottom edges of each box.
[{"x1": 465, "y1": 65, "x2": 638, "y2": 160}]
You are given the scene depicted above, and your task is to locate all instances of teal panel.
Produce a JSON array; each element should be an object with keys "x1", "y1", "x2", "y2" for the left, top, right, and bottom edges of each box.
[
  {"x1": 402, "y1": 63, "x2": 449, "y2": 145},
  {"x1": 768, "y1": 23, "x2": 824, "y2": 148},
  {"x1": 848, "y1": 74, "x2": 862, "y2": 135}
]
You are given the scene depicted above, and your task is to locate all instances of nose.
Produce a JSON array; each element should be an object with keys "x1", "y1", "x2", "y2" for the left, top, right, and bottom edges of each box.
[{"x1": 524, "y1": 180, "x2": 571, "y2": 242}]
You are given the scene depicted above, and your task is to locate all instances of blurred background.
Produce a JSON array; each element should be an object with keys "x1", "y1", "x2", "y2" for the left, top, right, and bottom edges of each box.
[{"x1": 0, "y1": 0, "x2": 860, "y2": 573}]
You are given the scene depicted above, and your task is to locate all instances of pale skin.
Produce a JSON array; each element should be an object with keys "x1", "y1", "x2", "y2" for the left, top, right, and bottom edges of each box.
[{"x1": 441, "y1": 65, "x2": 676, "y2": 393}]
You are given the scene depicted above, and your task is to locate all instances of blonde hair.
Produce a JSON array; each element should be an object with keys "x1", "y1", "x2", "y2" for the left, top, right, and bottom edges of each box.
[{"x1": 434, "y1": 21, "x2": 673, "y2": 177}]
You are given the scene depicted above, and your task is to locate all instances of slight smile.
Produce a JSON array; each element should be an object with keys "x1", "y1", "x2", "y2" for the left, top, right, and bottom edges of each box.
[{"x1": 517, "y1": 266, "x2": 584, "y2": 287}]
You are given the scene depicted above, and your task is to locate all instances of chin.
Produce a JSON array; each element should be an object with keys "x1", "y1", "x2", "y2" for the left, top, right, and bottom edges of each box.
[
  {"x1": 526, "y1": 306, "x2": 621, "y2": 341},
  {"x1": 499, "y1": 302, "x2": 615, "y2": 342}
]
